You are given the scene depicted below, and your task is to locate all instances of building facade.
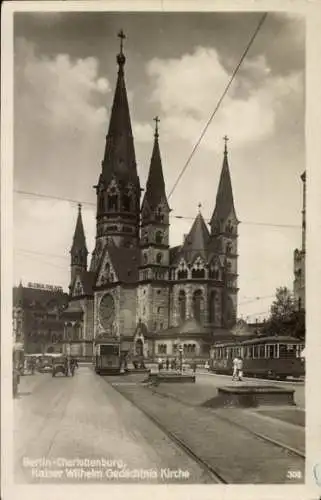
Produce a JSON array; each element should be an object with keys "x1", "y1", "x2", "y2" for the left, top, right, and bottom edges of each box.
[
  {"x1": 63, "y1": 34, "x2": 239, "y2": 360},
  {"x1": 13, "y1": 283, "x2": 68, "y2": 353},
  {"x1": 293, "y1": 171, "x2": 306, "y2": 311}
]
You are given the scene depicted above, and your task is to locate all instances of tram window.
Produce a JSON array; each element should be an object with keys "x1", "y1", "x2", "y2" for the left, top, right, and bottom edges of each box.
[
  {"x1": 266, "y1": 345, "x2": 274, "y2": 359},
  {"x1": 259, "y1": 345, "x2": 265, "y2": 358}
]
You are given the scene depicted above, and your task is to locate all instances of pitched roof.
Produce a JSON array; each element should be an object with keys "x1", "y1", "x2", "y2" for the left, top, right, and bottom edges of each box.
[
  {"x1": 71, "y1": 205, "x2": 88, "y2": 254},
  {"x1": 101, "y1": 42, "x2": 138, "y2": 185},
  {"x1": 142, "y1": 124, "x2": 168, "y2": 211},
  {"x1": 101, "y1": 245, "x2": 140, "y2": 284},
  {"x1": 178, "y1": 212, "x2": 210, "y2": 263},
  {"x1": 210, "y1": 146, "x2": 237, "y2": 225}
]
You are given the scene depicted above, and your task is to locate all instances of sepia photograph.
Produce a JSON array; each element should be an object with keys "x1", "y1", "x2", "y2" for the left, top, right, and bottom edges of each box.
[{"x1": 3, "y1": 2, "x2": 316, "y2": 496}]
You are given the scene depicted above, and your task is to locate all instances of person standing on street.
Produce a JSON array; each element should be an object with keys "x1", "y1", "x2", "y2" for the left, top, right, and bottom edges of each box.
[
  {"x1": 232, "y1": 356, "x2": 238, "y2": 380},
  {"x1": 236, "y1": 356, "x2": 243, "y2": 381}
]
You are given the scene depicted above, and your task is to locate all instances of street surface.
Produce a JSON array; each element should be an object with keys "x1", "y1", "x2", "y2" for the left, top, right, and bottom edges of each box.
[
  {"x1": 14, "y1": 366, "x2": 214, "y2": 484},
  {"x1": 14, "y1": 365, "x2": 305, "y2": 484}
]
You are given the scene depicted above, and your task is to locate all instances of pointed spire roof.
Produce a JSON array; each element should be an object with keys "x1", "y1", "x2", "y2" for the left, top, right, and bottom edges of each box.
[
  {"x1": 71, "y1": 204, "x2": 88, "y2": 254},
  {"x1": 143, "y1": 117, "x2": 168, "y2": 210},
  {"x1": 180, "y1": 210, "x2": 210, "y2": 263},
  {"x1": 210, "y1": 136, "x2": 237, "y2": 224},
  {"x1": 102, "y1": 30, "x2": 138, "y2": 184}
]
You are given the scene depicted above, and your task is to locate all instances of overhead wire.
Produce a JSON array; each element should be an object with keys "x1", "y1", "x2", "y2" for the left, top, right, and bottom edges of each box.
[
  {"x1": 167, "y1": 12, "x2": 268, "y2": 199},
  {"x1": 14, "y1": 189, "x2": 300, "y2": 229}
]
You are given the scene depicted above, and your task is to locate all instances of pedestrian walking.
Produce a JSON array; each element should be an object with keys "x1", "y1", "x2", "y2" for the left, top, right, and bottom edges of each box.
[
  {"x1": 166, "y1": 358, "x2": 169, "y2": 371},
  {"x1": 192, "y1": 361, "x2": 197, "y2": 374}
]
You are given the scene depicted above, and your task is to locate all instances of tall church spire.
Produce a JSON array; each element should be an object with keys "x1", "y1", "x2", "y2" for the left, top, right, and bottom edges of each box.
[
  {"x1": 70, "y1": 204, "x2": 88, "y2": 285},
  {"x1": 101, "y1": 30, "x2": 138, "y2": 183},
  {"x1": 143, "y1": 117, "x2": 168, "y2": 212},
  {"x1": 71, "y1": 204, "x2": 87, "y2": 254},
  {"x1": 210, "y1": 136, "x2": 237, "y2": 231}
]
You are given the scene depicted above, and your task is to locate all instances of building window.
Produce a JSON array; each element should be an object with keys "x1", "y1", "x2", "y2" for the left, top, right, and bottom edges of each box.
[
  {"x1": 156, "y1": 252, "x2": 162, "y2": 264},
  {"x1": 122, "y1": 190, "x2": 132, "y2": 212},
  {"x1": 192, "y1": 268, "x2": 205, "y2": 279},
  {"x1": 158, "y1": 344, "x2": 167, "y2": 354},
  {"x1": 143, "y1": 253, "x2": 148, "y2": 264},
  {"x1": 226, "y1": 243, "x2": 232, "y2": 254},
  {"x1": 108, "y1": 192, "x2": 118, "y2": 211},
  {"x1": 155, "y1": 231, "x2": 163, "y2": 244},
  {"x1": 178, "y1": 269, "x2": 188, "y2": 280},
  {"x1": 193, "y1": 290, "x2": 203, "y2": 323},
  {"x1": 179, "y1": 290, "x2": 186, "y2": 321},
  {"x1": 157, "y1": 306, "x2": 162, "y2": 314}
]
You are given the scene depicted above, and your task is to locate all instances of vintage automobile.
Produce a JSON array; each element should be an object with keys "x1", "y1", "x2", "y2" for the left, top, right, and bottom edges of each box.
[{"x1": 52, "y1": 356, "x2": 69, "y2": 377}]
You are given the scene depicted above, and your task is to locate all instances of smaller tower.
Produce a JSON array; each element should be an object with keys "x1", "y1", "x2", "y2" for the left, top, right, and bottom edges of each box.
[
  {"x1": 209, "y1": 137, "x2": 239, "y2": 327},
  {"x1": 138, "y1": 118, "x2": 170, "y2": 331},
  {"x1": 70, "y1": 204, "x2": 88, "y2": 287}
]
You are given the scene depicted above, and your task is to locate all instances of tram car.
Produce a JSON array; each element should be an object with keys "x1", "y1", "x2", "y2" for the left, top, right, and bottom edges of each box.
[
  {"x1": 209, "y1": 336, "x2": 305, "y2": 379},
  {"x1": 94, "y1": 339, "x2": 122, "y2": 375}
]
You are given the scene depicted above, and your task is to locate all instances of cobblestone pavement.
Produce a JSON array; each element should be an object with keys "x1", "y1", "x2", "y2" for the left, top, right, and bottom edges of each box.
[
  {"x1": 14, "y1": 367, "x2": 215, "y2": 484},
  {"x1": 107, "y1": 374, "x2": 305, "y2": 484}
]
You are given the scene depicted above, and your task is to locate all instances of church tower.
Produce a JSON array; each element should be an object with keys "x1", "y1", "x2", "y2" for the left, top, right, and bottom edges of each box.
[
  {"x1": 209, "y1": 137, "x2": 239, "y2": 327},
  {"x1": 92, "y1": 30, "x2": 141, "y2": 267},
  {"x1": 70, "y1": 204, "x2": 88, "y2": 288},
  {"x1": 138, "y1": 118, "x2": 171, "y2": 331}
]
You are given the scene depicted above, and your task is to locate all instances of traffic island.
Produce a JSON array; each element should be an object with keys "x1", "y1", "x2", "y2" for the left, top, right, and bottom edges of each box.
[
  {"x1": 203, "y1": 385, "x2": 295, "y2": 408},
  {"x1": 148, "y1": 372, "x2": 196, "y2": 385}
]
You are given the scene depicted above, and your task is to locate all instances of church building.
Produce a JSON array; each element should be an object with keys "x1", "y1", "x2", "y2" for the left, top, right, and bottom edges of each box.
[{"x1": 63, "y1": 32, "x2": 239, "y2": 361}]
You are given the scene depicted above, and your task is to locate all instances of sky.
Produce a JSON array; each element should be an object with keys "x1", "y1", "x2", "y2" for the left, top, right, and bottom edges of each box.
[{"x1": 13, "y1": 10, "x2": 305, "y2": 321}]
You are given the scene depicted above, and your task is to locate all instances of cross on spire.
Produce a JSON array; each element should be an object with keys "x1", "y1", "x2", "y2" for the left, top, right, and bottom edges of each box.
[
  {"x1": 118, "y1": 29, "x2": 126, "y2": 54},
  {"x1": 223, "y1": 135, "x2": 229, "y2": 155},
  {"x1": 153, "y1": 116, "x2": 160, "y2": 138}
]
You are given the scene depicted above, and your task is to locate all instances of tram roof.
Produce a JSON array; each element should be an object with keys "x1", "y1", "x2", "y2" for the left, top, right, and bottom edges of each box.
[{"x1": 212, "y1": 335, "x2": 304, "y2": 347}]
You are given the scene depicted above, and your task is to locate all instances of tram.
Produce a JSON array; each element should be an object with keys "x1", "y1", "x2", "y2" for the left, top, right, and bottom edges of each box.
[
  {"x1": 94, "y1": 338, "x2": 122, "y2": 375},
  {"x1": 209, "y1": 336, "x2": 305, "y2": 379}
]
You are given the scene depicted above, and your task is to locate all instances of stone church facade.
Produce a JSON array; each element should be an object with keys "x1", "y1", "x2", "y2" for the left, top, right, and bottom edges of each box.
[{"x1": 62, "y1": 33, "x2": 239, "y2": 361}]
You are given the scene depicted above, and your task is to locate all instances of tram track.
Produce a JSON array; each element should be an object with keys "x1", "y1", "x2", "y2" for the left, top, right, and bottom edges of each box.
[
  {"x1": 106, "y1": 378, "x2": 305, "y2": 484},
  {"x1": 108, "y1": 380, "x2": 228, "y2": 483},
  {"x1": 148, "y1": 386, "x2": 305, "y2": 458}
]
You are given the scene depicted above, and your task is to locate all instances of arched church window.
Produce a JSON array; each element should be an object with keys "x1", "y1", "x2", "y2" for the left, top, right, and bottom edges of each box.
[
  {"x1": 156, "y1": 252, "x2": 162, "y2": 264},
  {"x1": 155, "y1": 231, "x2": 163, "y2": 244},
  {"x1": 178, "y1": 269, "x2": 188, "y2": 280},
  {"x1": 143, "y1": 253, "x2": 148, "y2": 265},
  {"x1": 108, "y1": 188, "x2": 118, "y2": 211},
  {"x1": 192, "y1": 268, "x2": 205, "y2": 279},
  {"x1": 191, "y1": 259, "x2": 205, "y2": 279},
  {"x1": 122, "y1": 190, "x2": 131, "y2": 212},
  {"x1": 226, "y1": 242, "x2": 232, "y2": 254},
  {"x1": 178, "y1": 290, "x2": 186, "y2": 322},
  {"x1": 193, "y1": 290, "x2": 203, "y2": 323}
]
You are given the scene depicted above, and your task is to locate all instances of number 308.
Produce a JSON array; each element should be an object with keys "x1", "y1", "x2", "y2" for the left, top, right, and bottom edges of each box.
[{"x1": 287, "y1": 470, "x2": 302, "y2": 479}]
